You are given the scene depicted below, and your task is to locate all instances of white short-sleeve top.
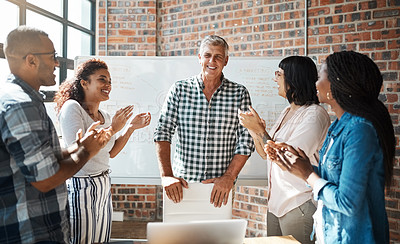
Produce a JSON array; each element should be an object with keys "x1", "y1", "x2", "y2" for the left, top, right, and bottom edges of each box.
[{"x1": 58, "y1": 99, "x2": 116, "y2": 176}]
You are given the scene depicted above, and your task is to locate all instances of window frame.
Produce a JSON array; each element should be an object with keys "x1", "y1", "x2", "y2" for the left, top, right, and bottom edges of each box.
[{"x1": 1, "y1": 0, "x2": 96, "y2": 101}]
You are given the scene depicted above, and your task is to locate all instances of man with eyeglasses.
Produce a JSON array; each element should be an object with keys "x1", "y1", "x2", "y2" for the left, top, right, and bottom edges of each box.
[{"x1": 0, "y1": 26, "x2": 111, "y2": 243}]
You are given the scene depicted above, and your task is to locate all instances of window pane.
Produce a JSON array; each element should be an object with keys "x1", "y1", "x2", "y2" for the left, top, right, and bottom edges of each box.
[
  {"x1": 68, "y1": 0, "x2": 91, "y2": 29},
  {"x1": 0, "y1": 2, "x2": 19, "y2": 43},
  {"x1": 26, "y1": 10, "x2": 63, "y2": 55},
  {"x1": 27, "y1": 0, "x2": 62, "y2": 17},
  {"x1": 67, "y1": 27, "x2": 91, "y2": 59},
  {"x1": 67, "y1": 68, "x2": 75, "y2": 81}
]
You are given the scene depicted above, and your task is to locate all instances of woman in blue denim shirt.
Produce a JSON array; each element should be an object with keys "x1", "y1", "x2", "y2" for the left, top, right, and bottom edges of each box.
[{"x1": 266, "y1": 51, "x2": 395, "y2": 244}]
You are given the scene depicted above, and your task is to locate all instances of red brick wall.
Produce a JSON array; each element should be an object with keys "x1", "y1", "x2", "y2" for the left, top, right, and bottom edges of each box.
[
  {"x1": 98, "y1": 0, "x2": 400, "y2": 241},
  {"x1": 111, "y1": 184, "x2": 162, "y2": 220},
  {"x1": 97, "y1": 0, "x2": 157, "y2": 56},
  {"x1": 233, "y1": 186, "x2": 269, "y2": 237}
]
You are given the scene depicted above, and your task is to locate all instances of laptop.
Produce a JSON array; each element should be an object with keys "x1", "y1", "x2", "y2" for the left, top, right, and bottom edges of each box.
[
  {"x1": 163, "y1": 183, "x2": 232, "y2": 222},
  {"x1": 147, "y1": 219, "x2": 247, "y2": 244}
]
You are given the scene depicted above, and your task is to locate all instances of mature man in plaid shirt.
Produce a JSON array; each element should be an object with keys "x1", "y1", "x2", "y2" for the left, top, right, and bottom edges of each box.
[{"x1": 154, "y1": 35, "x2": 254, "y2": 208}]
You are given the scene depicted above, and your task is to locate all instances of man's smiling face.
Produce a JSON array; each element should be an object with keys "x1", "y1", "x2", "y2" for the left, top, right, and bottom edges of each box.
[{"x1": 198, "y1": 44, "x2": 228, "y2": 82}]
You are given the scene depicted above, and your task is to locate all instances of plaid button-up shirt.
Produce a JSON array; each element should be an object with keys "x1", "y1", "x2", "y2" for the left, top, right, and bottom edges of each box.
[
  {"x1": 154, "y1": 74, "x2": 254, "y2": 182},
  {"x1": 0, "y1": 75, "x2": 69, "y2": 243}
]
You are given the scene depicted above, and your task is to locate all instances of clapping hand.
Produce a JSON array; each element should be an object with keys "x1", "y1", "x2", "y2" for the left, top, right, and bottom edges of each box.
[
  {"x1": 78, "y1": 121, "x2": 113, "y2": 157},
  {"x1": 129, "y1": 112, "x2": 151, "y2": 130},
  {"x1": 265, "y1": 141, "x2": 314, "y2": 181},
  {"x1": 238, "y1": 106, "x2": 266, "y2": 133},
  {"x1": 110, "y1": 105, "x2": 134, "y2": 134}
]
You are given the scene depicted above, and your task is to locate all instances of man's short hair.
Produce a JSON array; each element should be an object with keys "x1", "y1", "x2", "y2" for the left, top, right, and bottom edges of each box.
[
  {"x1": 199, "y1": 35, "x2": 229, "y2": 57},
  {"x1": 4, "y1": 26, "x2": 48, "y2": 59}
]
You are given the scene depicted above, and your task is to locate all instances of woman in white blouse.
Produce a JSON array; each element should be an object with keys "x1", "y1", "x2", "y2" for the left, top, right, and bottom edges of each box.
[
  {"x1": 239, "y1": 56, "x2": 330, "y2": 244},
  {"x1": 54, "y1": 58, "x2": 151, "y2": 244}
]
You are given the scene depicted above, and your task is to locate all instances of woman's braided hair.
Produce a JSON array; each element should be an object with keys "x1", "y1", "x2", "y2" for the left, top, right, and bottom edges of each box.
[
  {"x1": 326, "y1": 51, "x2": 395, "y2": 187},
  {"x1": 54, "y1": 58, "x2": 108, "y2": 113}
]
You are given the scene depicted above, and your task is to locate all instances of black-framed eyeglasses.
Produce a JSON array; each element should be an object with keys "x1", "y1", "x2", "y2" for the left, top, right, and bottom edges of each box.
[
  {"x1": 22, "y1": 51, "x2": 58, "y2": 61},
  {"x1": 275, "y1": 70, "x2": 283, "y2": 77}
]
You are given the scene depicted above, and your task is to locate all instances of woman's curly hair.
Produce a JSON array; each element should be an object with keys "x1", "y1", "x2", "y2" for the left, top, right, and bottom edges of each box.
[{"x1": 54, "y1": 58, "x2": 108, "y2": 114}]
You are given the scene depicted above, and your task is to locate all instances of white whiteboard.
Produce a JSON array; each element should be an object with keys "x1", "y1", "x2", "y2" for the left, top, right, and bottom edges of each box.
[{"x1": 73, "y1": 56, "x2": 287, "y2": 185}]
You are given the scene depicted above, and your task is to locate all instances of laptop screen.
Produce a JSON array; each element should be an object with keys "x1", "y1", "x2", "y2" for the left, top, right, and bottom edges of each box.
[{"x1": 147, "y1": 219, "x2": 247, "y2": 244}]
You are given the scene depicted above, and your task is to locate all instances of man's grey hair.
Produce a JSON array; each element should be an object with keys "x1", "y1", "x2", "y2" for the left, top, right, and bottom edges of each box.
[
  {"x1": 4, "y1": 26, "x2": 48, "y2": 59},
  {"x1": 199, "y1": 35, "x2": 229, "y2": 57}
]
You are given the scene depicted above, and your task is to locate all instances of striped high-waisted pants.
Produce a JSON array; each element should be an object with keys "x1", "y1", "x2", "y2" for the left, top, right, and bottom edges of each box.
[{"x1": 67, "y1": 172, "x2": 113, "y2": 244}]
